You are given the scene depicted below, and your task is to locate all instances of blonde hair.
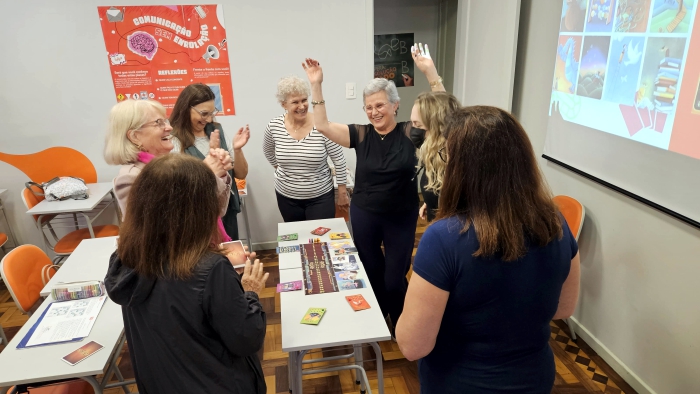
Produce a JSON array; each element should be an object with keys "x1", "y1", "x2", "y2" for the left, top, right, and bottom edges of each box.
[
  {"x1": 416, "y1": 92, "x2": 461, "y2": 193},
  {"x1": 276, "y1": 75, "x2": 311, "y2": 104},
  {"x1": 104, "y1": 100, "x2": 167, "y2": 165}
]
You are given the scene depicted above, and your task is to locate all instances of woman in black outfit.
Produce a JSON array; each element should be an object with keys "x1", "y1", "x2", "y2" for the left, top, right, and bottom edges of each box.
[
  {"x1": 302, "y1": 44, "x2": 445, "y2": 333},
  {"x1": 409, "y1": 91, "x2": 461, "y2": 222}
]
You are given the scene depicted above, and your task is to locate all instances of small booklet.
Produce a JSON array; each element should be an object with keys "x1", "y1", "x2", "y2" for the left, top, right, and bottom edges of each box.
[
  {"x1": 62, "y1": 341, "x2": 104, "y2": 366},
  {"x1": 300, "y1": 307, "x2": 327, "y2": 325},
  {"x1": 277, "y1": 233, "x2": 298, "y2": 241},
  {"x1": 329, "y1": 232, "x2": 351, "y2": 240},
  {"x1": 345, "y1": 294, "x2": 371, "y2": 311},
  {"x1": 276, "y1": 280, "x2": 303, "y2": 292}
]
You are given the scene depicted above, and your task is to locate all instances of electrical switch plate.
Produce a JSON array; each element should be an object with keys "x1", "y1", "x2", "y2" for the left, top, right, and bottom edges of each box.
[{"x1": 346, "y1": 83, "x2": 356, "y2": 99}]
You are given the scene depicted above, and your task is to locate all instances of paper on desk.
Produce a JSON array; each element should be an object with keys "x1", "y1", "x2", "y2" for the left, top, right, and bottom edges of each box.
[{"x1": 25, "y1": 296, "x2": 107, "y2": 347}]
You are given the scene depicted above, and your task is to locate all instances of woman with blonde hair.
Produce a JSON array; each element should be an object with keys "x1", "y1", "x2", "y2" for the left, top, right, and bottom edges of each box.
[
  {"x1": 409, "y1": 91, "x2": 461, "y2": 222},
  {"x1": 103, "y1": 99, "x2": 233, "y2": 222},
  {"x1": 263, "y1": 75, "x2": 349, "y2": 221}
]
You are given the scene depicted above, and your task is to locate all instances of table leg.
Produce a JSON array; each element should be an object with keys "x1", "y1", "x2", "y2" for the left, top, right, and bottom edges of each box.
[
  {"x1": 353, "y1": 344, "x2": 363, "y2": 387},
  {"x1": 287, "y1": 351, "x2": 296, "y2": 393},
  {"x1": 295, "y1": 350, "x2": 307, "y2": 394},
  {"x1": 241, "y1": 197, "x2": 253, "y2": 251},
  {"x1": 81, "y1": 376, "x2": 103, "y2": 394},
  {"x1": 370, "y1": 342, "x2": 384, "y2": 394}
]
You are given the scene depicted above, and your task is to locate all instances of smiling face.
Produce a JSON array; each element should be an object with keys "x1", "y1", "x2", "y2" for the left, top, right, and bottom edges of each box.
[
  {"x1": 189, "y1": 99, "x2": 217, "y2": 133},
  {"x1": 364, "y1": 91, "x2": 398, "y2": 131},
  {"x1": 129, "y1": 106, "x2": 174, "y2": 157},
  {"x1": 282, "y1": 93, "x2": 309, "y2": 123}
]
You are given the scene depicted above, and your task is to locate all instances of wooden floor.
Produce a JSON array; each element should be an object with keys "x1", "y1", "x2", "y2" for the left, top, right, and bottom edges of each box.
[{"x1": 0, "y1": 218, "x2": 638, "y2": 394}]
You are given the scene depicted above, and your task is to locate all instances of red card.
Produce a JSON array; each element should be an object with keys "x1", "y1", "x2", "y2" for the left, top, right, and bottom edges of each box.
[
  {"x1": 345, "y1": 294, "x2": 370, "y2": 311},
  {"x1": 311, "y1": 227, "x2": 331, "y2": 235}
]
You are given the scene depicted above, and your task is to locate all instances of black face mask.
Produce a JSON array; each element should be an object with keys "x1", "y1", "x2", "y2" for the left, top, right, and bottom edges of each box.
[{"x1": 409, "y1": 127, "x2": 427, "y2": 149}]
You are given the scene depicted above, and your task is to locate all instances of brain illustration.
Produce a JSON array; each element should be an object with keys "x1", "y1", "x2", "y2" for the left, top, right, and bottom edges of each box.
[{"x1": 127, "y1": 31, "x2": 158, "y2": 60}]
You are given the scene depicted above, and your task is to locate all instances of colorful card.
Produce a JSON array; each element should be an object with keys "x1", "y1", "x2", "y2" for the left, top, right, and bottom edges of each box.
[
  {"x1": 220, "y1": 240, "x2": 247, "y2": 269},
  {"x1": 62, "y1": 341, "x2": 104, "y2": 366},
  {"x1": 311, "y1": 227, "x2": 331, "y2": 236},
  {"x1": 333, "y1": 247, "x2": 358, "y2": 255},
  {"x1": 332, "y1": 261, "x2": 360, "y2": 271},
  {"x1": 277, "y1": 280, "x2": 303, "y2": 292},
  {"x1": 345, "y1": 294, "x2": 370, "y2": 311},
  {"x1": 329, "y1": 232, "x2": 351, "y2": 240},
  {"x1": 277, "y1": 245, "x2": 300, "y2": 253},
  {"x1": 329, "y1": 241, "x2": 354, "y2": 249},
  {"x1": 277, "y1": 233, "x2": 298, "y2": 242},
  {"x1": 335, "y1": 270, "x2": 359, "y2": 282},
  {"x1": 338, "y1": 279, "x2": 366, "y2": 291},
  {"x1": 300, "y1": 307, "x2": 327, "y2": 325}
]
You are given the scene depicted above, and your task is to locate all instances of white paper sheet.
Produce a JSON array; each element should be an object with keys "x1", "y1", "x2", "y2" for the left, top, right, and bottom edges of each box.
[{"x1": 25, "y1": 296, "x2": 107, "y2": 347}]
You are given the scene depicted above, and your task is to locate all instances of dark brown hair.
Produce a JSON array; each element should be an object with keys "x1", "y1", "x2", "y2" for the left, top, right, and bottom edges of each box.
[
  {"x1": 169, "y1": 83, "x2": 218, "y2": 152},
  {"x1": 436, "y1": 105, "x2": 562, "y2": 261},
  {"x1": 117, "y1": 154, "x2": 222, "y2": 279}
]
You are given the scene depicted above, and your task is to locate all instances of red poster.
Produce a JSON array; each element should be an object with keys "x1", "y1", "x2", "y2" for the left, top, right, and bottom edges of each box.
[{"x1": 97, "y1": 5, "x2": 235, "y2": 115}]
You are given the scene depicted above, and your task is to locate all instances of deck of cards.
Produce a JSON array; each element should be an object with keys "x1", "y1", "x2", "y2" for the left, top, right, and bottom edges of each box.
[
  {"x1": 345, "y1": 294, "x2": 370, "y2": 311},
  {"x1": 278, "y1": 233, "x2": 298, "y2": 241},
  {"x1": 277, "y1": 280, "x2": 303, "y2": 292},
  {"x1": 300, "y1": 307, "x2": 327, "y2": 325},
  {"x1": 277, "y1": 245, "x2": 300, "y2": 253}
]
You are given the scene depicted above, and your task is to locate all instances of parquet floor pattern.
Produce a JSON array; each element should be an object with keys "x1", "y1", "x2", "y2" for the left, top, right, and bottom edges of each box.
[{"x1": 0, "y1": 219, "x2": 637, "y2": 394}]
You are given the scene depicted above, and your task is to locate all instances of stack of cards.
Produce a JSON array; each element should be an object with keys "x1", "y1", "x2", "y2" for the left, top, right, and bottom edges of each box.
[
  {"x1": 276, "y1": 245, "x2": 300, "y2": 253},
  {"x1": 311, "y1": 227, "x2": 331, "y2": 235},
  {"x1": 300, "y1": 307, "x2": 327, "y2": 325},
  {"x1": 277, "y1": 280, "x2": 303, "y2": 292},
  {"x1": 278, "y1": 233, "x2": 298, "y2": 241},
  {"x1": 345, "y1": 294, "x2": 370, "y2": 311},
  {"x1": 329, "y1": 232, "x2": 351, "y2": 240}
]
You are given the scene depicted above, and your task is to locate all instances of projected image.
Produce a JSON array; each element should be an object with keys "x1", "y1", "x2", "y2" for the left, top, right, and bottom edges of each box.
[
  {"x1": 585, "y1": 0, "x2": 616, "y2": 32},
  {"x1": 614, "y1": 0, "x2": 652, "y2": 32},
  {"x1": 555, "y1": 35, "x2": 583, "y2": 93},
  {"x1": 603, "y1": 36, "x2": 646, "y2": 105},
  {"x1": 577, "y1": 36, "x2": 611, "y2": 99},
  {"x1": 561, "y1": 0, "x2": 588, "y2": 32},
  {"x1": 649, "y1": 0, "x2": 696, "y2": 33}
]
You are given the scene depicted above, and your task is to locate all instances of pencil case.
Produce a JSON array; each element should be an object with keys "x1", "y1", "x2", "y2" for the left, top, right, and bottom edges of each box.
[{"x1": 51, "y1": 280, "x2": 106, "y2": 301}]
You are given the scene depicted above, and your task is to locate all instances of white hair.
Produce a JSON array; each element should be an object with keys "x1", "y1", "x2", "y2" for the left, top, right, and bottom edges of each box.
[
  {"x1": 104, "y1": 99, "x2": 166, "y2": 165},
  {"x1": 276, "y1": 75, "x2": 311, "y2": 104},
  {"x1": 363, "y1": 78, "x2": 400, "y2": 104}
]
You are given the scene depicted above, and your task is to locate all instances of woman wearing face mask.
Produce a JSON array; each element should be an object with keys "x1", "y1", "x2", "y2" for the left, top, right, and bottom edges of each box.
[
  {"x1": 409, "y1": 92, "x2": 461, "y2": 222},
  {"x1": 170, "y1": 83, "x2": 250, "y2": 240},
  {"x1": 263, "y1": 75, "x2": 349, "y2": 222},
  {"x1": 302, "y1": 43, "x2": 445, "y2": 337},
  {"x1": 104, "y1": 99, "x2": 233, "y2": 221}
]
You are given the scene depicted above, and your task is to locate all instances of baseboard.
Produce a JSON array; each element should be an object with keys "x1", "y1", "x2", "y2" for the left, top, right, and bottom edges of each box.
[{"x1": 569, "y1": 317, "x2": 657, "y2": 394}]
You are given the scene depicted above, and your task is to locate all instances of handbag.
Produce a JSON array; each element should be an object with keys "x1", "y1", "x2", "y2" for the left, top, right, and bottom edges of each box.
[{"x1": 25, "y1": 177, "x2": 89, "y2": 201}]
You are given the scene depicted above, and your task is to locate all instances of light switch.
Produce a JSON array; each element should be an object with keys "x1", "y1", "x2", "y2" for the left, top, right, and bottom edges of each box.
[{"x1": 346, "y1": 82, "x2": 356, "y2": 99}]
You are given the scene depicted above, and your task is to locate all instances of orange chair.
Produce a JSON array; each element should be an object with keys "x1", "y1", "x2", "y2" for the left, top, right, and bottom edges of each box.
[
  {"x1": 0, "y1": 245, "x2": 58, "y2": 315},
  {"x1": 22, "y1": 186, "x2": 119, "y2": 265},
  {"x1": 9, "y1": 380, "x2": 94, "y2": 394},
  {"x1": 553, "y1": 195, "x2": 585, "y2": 340},
  {"x1": 0, "y1": 232, "x2": 7, "y2": 253}
]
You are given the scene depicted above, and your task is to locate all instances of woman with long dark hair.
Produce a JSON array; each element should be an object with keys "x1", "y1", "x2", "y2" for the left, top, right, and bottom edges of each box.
[
  {"x1": 396, "y1": 106, "x2": 580, "y2": 393},
  {"x1": 105, "y1": 154, "x2": 268, "y2": 393}
]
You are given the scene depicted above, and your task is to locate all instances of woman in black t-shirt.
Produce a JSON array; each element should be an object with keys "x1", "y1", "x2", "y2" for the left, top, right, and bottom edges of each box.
[{"x1": 302, "y1": 44, "x2": 446, "y2": 333}]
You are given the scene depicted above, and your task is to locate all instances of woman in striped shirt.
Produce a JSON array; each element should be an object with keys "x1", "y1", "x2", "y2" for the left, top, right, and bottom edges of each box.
[{"x1": 263, "y1": 76, "x2": 349, "y2": 222}]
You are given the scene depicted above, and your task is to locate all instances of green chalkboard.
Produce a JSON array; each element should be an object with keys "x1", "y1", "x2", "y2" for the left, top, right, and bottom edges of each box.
[{"x1": 374, "y1": 33, "x2": 414, "y2": 88}]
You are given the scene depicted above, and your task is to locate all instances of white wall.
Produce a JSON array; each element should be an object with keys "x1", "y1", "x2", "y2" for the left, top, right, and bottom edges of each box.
[
  {"x1": 513, "y1": 1, "x2": 700, "y2": 393},
  {"x1": 0, "y1": 0, "x2": 374, "y2": 251},
  {"x1": 374, "y1": 0, "x2": 440, "y2": 122},
  {"x1": 454, "y1": 0, "x2": 521, "y2": 111}
]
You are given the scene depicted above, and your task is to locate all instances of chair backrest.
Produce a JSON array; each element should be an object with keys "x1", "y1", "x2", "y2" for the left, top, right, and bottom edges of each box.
[
  {"x1": 0, "y1": 245, "x2": 56, "y2": 313},
  {"x1": 553, "y1": 195, "x2": 585, "y2": 241},
  {"x1": 22, "y1": 186, "x2": 55, "y2": 224}
]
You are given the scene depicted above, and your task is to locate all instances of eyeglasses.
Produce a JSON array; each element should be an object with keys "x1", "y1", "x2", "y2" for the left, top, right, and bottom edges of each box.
[
  {"x1": 141, "y1": 118, "x2": 171, "y2": 130},
  {"x1": 363, "y1": 102, "x2": 388, "y2": 113},
  {"x1": 191, "y1": 106, "x2": 220, "y2": 119},
  {"x1": 438, "y1": 147, "x2": 447, "y2": 163}
]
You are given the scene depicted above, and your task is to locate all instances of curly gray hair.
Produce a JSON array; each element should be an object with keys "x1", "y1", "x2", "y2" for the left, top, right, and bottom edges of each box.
[
  {"x1": 363, "y1": 78, "x2": 400, "y2": 104},
  {"x1": 276, "y1": 75, "x2": 311, "y2": 104}
]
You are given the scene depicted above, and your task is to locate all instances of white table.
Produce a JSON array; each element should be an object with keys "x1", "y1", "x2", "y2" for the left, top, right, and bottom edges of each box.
[
  {"x1": 278, "y1": 218, "x2": 390, "y2": 394},
  {"x1": 41, "y1": 236, "x2": 117, "y2": 297},
  {"x1": 26, "y1": 183, "x2": 115, "y2": 215},
  {"x1": 0, "y1": 189, "x2": 18, "y2": 250},
  {"x1": 0, "y1": 237, "x2": 133, "y2": 393}
]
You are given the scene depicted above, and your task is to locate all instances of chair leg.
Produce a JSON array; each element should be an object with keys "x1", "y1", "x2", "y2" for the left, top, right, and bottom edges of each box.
[
  {"x1": 567, "y1": 318, "x2": 577, "y2": 341},
  {"x1": 0, "y1": 322, "x2": 8, "y2": 346},
  {"x1": 52, "y1": 255, "x2": 66, "y2": 265}
]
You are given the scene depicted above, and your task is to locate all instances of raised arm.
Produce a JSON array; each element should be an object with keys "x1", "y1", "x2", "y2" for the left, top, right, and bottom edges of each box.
[
  {"x1": 412, "y1": 43, "x2": 446, "y2": 92},
  {"x1": 303, "y1": 58, "x2": 351, "y2": 148}
]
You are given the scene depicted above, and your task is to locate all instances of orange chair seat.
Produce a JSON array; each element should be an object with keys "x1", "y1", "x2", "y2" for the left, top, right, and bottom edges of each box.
[
  {"x1": 54, "y1": 225, "x2": 120, "y2": 254},
  {"x1": 12, "y1": 380, "x2": 93, "y2": 394},
  {"x1": 0, "y1": 233, "x2": 7, "y2": 248}
]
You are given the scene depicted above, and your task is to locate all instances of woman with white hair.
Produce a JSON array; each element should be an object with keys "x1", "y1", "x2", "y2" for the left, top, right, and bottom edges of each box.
[
  {"x1": 103, "y1": 99, "x2": 233, "y2": 223},
  {"x1": 263, "y1": 75, "x2": 349, "y2": 222},
  {"x1": 302, "y1": 45, "x2": 445, "y2": 336}
]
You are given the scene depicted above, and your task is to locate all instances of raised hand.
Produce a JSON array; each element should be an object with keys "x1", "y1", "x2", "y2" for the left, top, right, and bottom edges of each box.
[
  {"x1": 209, "y1": 129, "x2": 221, "y2": 149},
  {"x1": 204, "y1": 148, "x2": 227, "y2": 177},
  {"x1": 411, "y1": 43, "x2": 438, "y2": 79},
  {"x1": 232, "y1": 125, "x2": 250, "y2": 150},
  {"x1": 241, "y1": 258, "x2": 269, "y2": 295},
  {"x1": 302, "y1": 58, "x2": 323, "y2": 85},
  {"x1": 214, "y1": 148, "x2": 233, "y2": 172}
]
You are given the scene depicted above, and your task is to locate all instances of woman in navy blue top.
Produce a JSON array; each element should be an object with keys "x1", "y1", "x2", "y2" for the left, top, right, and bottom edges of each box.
[{"x1": 395, "y1": 106, "x2": 581, "y2": 393}]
